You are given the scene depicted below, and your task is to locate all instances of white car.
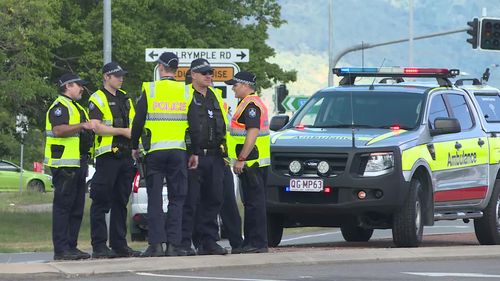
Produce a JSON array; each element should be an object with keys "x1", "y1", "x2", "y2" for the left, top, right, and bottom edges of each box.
[{"x1": 129, "y1": 171, "x2": 169, "y2": 241}]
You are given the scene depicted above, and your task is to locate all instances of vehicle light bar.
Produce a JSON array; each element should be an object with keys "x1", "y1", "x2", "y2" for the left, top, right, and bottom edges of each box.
[{"x1": 334, "y1": 67, "x2": 459, "y2": 77}]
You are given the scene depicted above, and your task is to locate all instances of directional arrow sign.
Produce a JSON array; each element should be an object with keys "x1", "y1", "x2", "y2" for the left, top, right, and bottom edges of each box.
[
  {"x1": 282, "y1": 96, "x2": 309, "y2": 112},
  {"x1": 145, "y1": 48, "x2": 250, "y2": 63}
]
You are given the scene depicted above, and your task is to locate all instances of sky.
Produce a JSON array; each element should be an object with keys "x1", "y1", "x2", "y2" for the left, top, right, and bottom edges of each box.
[{"x1": 263, "y1": 0, "x2": 500, "y2": 106}]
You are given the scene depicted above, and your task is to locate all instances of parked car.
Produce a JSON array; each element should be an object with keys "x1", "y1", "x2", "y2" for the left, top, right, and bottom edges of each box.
[
  {"x1": 86, "y1": 164, "x2": 95, "y2": 193},
  {"x1": 0, "y1": 160, "x2": 53, "y2": 192},
  {"x1": 129, "y1": 170, "x2": 169, "y2": 241}
]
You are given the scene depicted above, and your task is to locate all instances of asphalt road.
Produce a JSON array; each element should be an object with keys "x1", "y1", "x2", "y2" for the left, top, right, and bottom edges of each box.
[{"x1": 0, "y1": 219, "x2": 475, "y2": 264}]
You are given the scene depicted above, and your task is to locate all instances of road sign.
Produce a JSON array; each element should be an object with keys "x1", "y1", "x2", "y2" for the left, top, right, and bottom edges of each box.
[
  {"x1": 282, "y1": 96, "x2": 309, "y2": 111},
  {"x1": 174, "y1": 66, "x2": 234, "y2": 82},
  {"x1": 145, "y1": 48, "x2": 249, "y2": 63}
]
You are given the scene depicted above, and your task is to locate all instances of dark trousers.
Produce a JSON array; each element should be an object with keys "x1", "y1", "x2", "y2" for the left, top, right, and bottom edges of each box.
[
  {"x1": 219, "y1": 165, "x2": 243, "y2": 248},
  {"x1": 51, "y1": 161, "x2": 87, "y2": 254},
  {"x1": 181, "y1": 154, "x2": 225, "y2": 249},
  {"x1": 239, "y1": 165, "x2": 269, "y2": 249},
  {"x1": 90, "y1": 153, "x2": 135, "y2": 249},
  {"x1": 145, "y1": 149, "x2": 187, "y2": 245}
]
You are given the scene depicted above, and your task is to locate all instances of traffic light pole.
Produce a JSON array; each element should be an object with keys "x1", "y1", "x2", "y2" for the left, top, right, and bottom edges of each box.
[{"x1": 330, "y1": 28, "x2": 468, "y2": 86}]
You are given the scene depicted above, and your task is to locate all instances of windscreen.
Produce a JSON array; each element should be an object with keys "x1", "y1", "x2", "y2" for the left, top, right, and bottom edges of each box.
[
  {"x1": 292, "y1": 91, "x2": 424, "y2": 129},
  {"x1": 474, "y1": 93, "x2": 500, "y2": 122}
]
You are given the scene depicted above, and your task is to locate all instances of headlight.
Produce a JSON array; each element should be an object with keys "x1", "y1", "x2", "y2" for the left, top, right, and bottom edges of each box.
[
  {"x1": 289, "y1": 160, "x2": 302, "y2": 175},
  {"x1": 317, "y1": 161, "x2": 330, "y2": 176},
  {"x1": 46, "y1": 174, "x2": 52, "y2": 181},
  {"x1": 363, "y1": 152, "x2": 394, "y2": 177}
]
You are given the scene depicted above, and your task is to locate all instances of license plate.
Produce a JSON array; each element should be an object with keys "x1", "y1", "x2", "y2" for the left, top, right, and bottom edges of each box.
[{"x1": 289, "y1": 179, "x2": 323, "y2": 192}]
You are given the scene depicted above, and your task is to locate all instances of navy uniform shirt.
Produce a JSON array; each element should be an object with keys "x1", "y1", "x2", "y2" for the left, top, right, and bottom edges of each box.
[{"x1": 237, "y1": 94, "x2": 261, "y2": 130}]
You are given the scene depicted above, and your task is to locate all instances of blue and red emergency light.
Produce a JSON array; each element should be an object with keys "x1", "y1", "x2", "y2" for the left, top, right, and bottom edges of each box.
[{"x1": 334, "y1": 67, "x2": 459, "y2": 76}]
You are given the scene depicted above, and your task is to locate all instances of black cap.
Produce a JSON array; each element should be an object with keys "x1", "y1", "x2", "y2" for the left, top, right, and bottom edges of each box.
[
  {"x1": 102, "y1": 62, "x2": 128, "y2": 76},
  {"x1": 57, "y1": 73, "x2": 88, "y2": 87},
  {"x1": 157, "y1": 52, "x2": 179, "y2": 68},
  {"x1": 190, "y1": 58, "x2": 213, "y2": 73},
  {"x1": 224, "y1": 71, "x2": 256, "y2": 85}
]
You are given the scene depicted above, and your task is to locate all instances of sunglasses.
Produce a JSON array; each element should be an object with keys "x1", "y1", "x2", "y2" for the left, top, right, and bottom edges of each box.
[{"x1": 197, "y1": 70, "x2": 214, "y2": 76}]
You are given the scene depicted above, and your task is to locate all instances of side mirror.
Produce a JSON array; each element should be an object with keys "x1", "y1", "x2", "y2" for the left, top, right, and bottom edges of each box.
[
  {"x1": 430, "y1": 117, "x2": 461, "y2": 136},
  {"x1": 270, "y1": 115, "x2": 290, "y2": 131}
]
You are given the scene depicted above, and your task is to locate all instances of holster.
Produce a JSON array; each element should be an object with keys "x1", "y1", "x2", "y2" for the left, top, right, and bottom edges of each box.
[{"x1": 141, "y1": 128, "x2": 152, "y2": 152}]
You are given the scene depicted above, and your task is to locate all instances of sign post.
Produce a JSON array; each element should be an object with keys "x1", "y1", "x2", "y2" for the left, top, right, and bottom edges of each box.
[
  {"x1": 16, "y1": 114, "x2": 28, "y2": 192},
  {"x1": 282, "y1": 96, "x2": 309, "y2": 112}
]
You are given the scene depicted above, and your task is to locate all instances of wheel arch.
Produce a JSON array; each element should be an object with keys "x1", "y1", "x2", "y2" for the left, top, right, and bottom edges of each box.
[{"x1": 411, "y1": 165, "x2": 434, "y2": 226}]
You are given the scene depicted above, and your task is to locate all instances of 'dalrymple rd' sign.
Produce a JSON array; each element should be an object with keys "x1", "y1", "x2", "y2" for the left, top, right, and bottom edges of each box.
[{"x1": 145, "y1": 48, "x2": 249, "y2": 63}]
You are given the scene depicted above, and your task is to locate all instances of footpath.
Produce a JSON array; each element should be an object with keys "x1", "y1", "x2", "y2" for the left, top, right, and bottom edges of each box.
[{"x1": 1, "y1": 245, "x2": 500, "y2": 279}]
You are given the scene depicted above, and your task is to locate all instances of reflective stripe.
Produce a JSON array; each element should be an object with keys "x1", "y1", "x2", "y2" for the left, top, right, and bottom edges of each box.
[
  {"x1": 45, "y1": 131, "x2": 79, "y2": 138},
  {"x1": 150, "y1": 140, "x2": 186, "y2": 150},
  {"x1": 92, "y1": 92, "x2": 106, "y2": 108},
  {"x1": 95, "y1": 145, "x2": 112, "y2": 156},
  {"x1": 100, "y1": 120, "x2": 112, "y2": 126},
  {"x1": 150, "y1": 82, "x2": 155, "y2": 98},
  {"x1": 184, "y1": 85, "x2": 190, "y2": 100},
  {"x1": 146, "y1": 113, "x2": 188, "y2": 121},
  {"x1": 229, "y1": 128, "x2": 270, "y2": 137},
  {"x1": 230, "y1": 157, "x2": 270, "y2": 166},
  {"x1": 47, "y1": 158, "x2": 80, "y2": 166}
]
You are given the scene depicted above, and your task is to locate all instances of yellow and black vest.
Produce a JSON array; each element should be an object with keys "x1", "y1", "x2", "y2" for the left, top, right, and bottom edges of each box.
[
  {"x1": 89, "y1": 89, "x2": 135, "y2": 157},
  {"x1": 142, "y1": 79, "x2": 193, "y2": 153},
  {"x1": 44, "y1": 96, "x2": 89, "y2": 168}
]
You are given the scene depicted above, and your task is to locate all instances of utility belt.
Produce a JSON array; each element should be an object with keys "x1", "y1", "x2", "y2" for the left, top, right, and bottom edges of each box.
[
  {"x1": 110, "y1": 142, "x2": 131, "y2": 158},
  {"x1": 199, "y1": 147, "x2": 222, "y2": 156}
]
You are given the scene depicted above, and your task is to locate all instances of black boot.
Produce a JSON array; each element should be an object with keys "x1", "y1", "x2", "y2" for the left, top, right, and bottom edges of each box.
[{"x1": 141, "y1": 244, "x2": 164, "y2": 257}]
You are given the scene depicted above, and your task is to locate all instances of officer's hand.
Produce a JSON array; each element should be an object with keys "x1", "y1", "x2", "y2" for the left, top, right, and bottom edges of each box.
[
  {"x1": 188, "y1": 155, "x2": 198, "y2": 169},
  {"x1": 122, "y1": 128, "x2": 132, "y2": 139},
  {"x1": 233, "y1": 160, "x2": 245, "y2": 174},
  {"x1": 132, "y1": 149, "x2": 141, "y2": 161},
  {"x1": 82, "y1": 121, "x2": 96, "y2": 131}
]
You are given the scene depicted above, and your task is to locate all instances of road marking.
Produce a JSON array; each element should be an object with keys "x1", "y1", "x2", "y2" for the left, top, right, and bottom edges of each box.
[
  {"x1": 403, "y1": 272, "x2": 500, "y2": 278},
  {"x1": 136, "y1": 272, "x2": 286, "y2": 281},
  {"x1": 281, "y1": 231, "x2": 341, "y2": 242}
]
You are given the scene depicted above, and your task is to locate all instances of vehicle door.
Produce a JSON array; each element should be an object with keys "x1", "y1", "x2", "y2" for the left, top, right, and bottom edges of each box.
[
  {"x1": 427, "y1": 90, "x2": 489, "y2": 208},
  {"x1": 0, "y1": 161, "x2": 21, "y2": 190}
]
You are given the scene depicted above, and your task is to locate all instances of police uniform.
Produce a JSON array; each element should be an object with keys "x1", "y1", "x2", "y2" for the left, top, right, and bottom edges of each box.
[
  {"x1": 45, "y1": 73, "x2": 93, "y2": 260},
  {"x1": 180, "y1": 58, "x2": 229, "y2": 255},
  {"x1": 131, "y1": 52, "x2": 191, "y2": 257},
  {"x1": 225, "y1": 72, "x2": 271, "y2": 253},
  {"x1": 219, "y1": 164, "x2": 244, "y2": 248},
  {"x1": 89, "y1": 62, "x2": 139, "y2": 258}
]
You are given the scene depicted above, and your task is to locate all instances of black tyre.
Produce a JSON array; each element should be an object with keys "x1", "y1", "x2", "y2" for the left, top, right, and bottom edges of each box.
[
  {"x1": 340, "y1": 225, "x2": 374, "y2": 242},
  {"x1": 131, "y1": 232, "x2": 146, "y2": 241},
  {"x1": 474, "y1": 181, "x2": 500, "y2": 245},
  {"x1": 27, "y1": 180, "x2": 45, "y2": 192},
  {"x1": 267, "y1": 213, "x2": 284, "y2": 247},
  {"x1": 392, "y1": 177, "x2": 424, "y2": 247}
]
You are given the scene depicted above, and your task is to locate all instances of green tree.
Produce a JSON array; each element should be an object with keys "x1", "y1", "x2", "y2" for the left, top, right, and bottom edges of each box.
[{"x1": 1, "y1": 0, "x2": 295, "y2": 168}]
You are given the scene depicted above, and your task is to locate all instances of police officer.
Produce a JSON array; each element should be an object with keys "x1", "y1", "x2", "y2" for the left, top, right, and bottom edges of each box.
[
  {"x1": 225, "y1": 71, "x2": 271, "y2": 254},
  {"x1": 89, "y1": 62, "x2": 140, "y2": 258},
  {"x1": 45, "y1": 73, "x2": 95, "y2": 260},
  {"x1": 131, "y1": 52, "x2": 193, "y2": 257},
  {"x1": 181, "y1": 58, "x2": 228, "y2": 255}
]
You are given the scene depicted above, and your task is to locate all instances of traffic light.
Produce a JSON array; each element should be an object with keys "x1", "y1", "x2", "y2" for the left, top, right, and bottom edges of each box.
[
  {"x1": 480, "y1": 17, "x2": 500, "y2": 50},
  {"x1": 275, "y1": 84, "x2": 288, "y2": 114},
  {"x1": 466, "y1": 18, "x2": 479, "y2": 49}
]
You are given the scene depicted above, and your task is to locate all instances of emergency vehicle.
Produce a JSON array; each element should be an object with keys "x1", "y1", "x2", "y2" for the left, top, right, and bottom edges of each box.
[{"x1": 267, "y1": 67, "x2": 500, "y2": 247}]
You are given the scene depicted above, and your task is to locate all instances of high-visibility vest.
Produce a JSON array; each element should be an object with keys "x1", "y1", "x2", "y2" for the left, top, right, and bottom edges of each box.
[
  {"x1": 89, "y1": 89, "x2": 135, "y2": 157},
  {"x1": 143, "y1": 79, "x2": 193, "y2": 153},
  {"x1": 44, "y1": 95, "x2": 88, "y2": 168},
  {"x1": 228, "y1": 94, "x2": 270, "y2": 167}
]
